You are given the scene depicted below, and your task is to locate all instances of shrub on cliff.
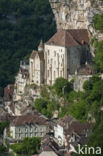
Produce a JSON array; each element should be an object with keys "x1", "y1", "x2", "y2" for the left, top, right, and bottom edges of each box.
[{"x1": 93, "y1": 13, "x2": 103, "y2": 32}]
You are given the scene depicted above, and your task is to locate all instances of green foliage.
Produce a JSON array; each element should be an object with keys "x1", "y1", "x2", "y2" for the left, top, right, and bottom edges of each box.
[
  {"x1": 34, "y1": 97, "x2": 60, "y2": 118},
  {"x1": 0, "y1": 121, "x2": 9, "y2": 135},
  {"x1": 0, "y1": 0, "x2": 56, "y2": 96},
  {"x1": 53, "y1": 77, "x2": 72, "y2": 97},
  {"x1": 93, "y1": 14, "x2": 103, "y2": 32},
  {"x1": 70, "y1": 76, "x2": 103, "y2": 122},
  {"x1": 34, "y1": 98, "x2": 48, "y2": 114},
  {"x1": 11, "y1": 137, "x2": 41, "y2": 155},
  {"x1": 0, "y1": 144, "x2": 6, "y2": 153},
  {"x1": 94, "y1": 40, "x2": 103, "y2": 72}
]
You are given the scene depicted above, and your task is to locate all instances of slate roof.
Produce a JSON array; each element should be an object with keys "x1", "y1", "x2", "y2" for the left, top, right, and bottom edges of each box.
[{"x1": 46, "y1": 29, "x2": 89, "y2": 47}]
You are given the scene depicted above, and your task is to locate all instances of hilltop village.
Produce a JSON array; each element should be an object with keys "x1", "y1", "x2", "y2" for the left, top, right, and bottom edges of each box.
[
  {"x1": 4, "y1": 29, "x2": 94, "y2": 116},
  {"x1": 1, "y1": 29, "x2": 94, "y2": 156},
  {"x1": 0, "y1": 0, "x2": 103, "y2": 156}
]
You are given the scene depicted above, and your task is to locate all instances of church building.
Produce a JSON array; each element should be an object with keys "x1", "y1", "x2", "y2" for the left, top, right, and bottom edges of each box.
[{"x1": 29, "y1": 29, "x2": 92, "y2": 86}]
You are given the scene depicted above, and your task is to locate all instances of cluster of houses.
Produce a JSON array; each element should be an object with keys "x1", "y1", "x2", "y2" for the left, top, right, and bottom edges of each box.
[{"x1": 2, "y1": 109, "x2": 92, "y2": 156}]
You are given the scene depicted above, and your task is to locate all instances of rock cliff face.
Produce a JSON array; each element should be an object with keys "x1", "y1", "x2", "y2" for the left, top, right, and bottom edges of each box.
[{"x1": 49, "y1": 0, "x2": 103, "y2": 40}]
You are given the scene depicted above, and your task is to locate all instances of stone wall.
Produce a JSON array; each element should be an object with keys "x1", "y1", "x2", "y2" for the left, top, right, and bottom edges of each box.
[
  {"x1": 68, "y1": 74, "x2": 92, "y2": 91},
  {"x1": 49, "y1": 0, "x2": 103, "y2": 40}
]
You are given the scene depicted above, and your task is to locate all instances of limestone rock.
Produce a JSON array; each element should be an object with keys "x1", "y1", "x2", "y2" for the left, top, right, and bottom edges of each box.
[{"x1": 49, "y1": 0, "x2": 103, "y2": 40}]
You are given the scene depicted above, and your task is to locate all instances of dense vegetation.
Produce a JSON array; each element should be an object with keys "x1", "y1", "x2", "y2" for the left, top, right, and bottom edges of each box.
[
  {"x1": 0, "y1": 0, "x2": 56, "y2": 96},
  {"x1": 10, "y1": 137, "x2": 41, "y2": 155},
  {"x1": 93, "y1": 13, "x2": 103, "y2": 32},
  {"x1": 0, "y1": 144, "x2": 6, "y2": 154},
  {"x1": 34, "y1": 78, "x2": 79, "y2": 118},
  {"x1": 0, "y1": 121, "x2": 9, "y2": 135},
  {"x1": 94, "y1": 40, "x2": 103, "y2": 72}
]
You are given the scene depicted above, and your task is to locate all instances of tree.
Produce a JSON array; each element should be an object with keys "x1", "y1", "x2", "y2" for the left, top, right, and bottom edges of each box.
[
  {"x1": 0, "y1": 145, "x2": 6, "y2": 153},
  {"x1": 0, "y1": 121, "x2": 9, "y2": 135},
  {"x1": 94, "y1": 41, "x2": 103, "y2": 72},
  {"x1": 0, "y1": 0, "x2": 56, "y2": 96},
  {"x1": 93, "y1": 13, "x2": 103, "y2": 32},
  {"x1": 11, "y1": 137, "x2": 41, "y2": 155},
  {"x1": 34, "y1": 98, "x2": 48, "y2": 112},
  {"x1": 53, "y1": 78, "x2": 72, "y2": 96}
]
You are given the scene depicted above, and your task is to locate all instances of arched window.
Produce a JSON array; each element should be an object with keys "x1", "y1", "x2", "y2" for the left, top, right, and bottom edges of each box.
[
  {"x1": 48, "y1": 70, "x2": 49, "y2": 77},
  {"x1": 60, "y1": 71, "x2": 62, "y2": 77},
  {"x1": 48, "y1": 50, "x2": 50, "y2": 56},
  {"x1": 54, "y1": 71, "x2": 56, "y2": 80},
  {"x1": 54, "y1": 51, "x2": 56, "y2": 56}
]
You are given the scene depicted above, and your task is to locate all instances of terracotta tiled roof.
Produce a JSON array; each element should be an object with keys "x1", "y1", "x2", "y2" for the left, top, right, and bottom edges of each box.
[
  {"x1": 11, "y1": 113, "x2": 48, "y2": 126},
  {"x1": 30, "y1": 50, "x2": 37, "y2": 59},
  {"x1": 30, "y1": 50, "x2": 44, "y2": 60},
  {"x1": 46, "y1": 29, "x2": 89, "y2": 47},
  {"x1": 0, "y1": 107, "x2": 10, "y2": 122},
  {"x1": 4, "y1": 84, "x2": 14, "y2": 100},
  {"x1": 58, "y1": 115, "x2": 76, "y2": 128}
]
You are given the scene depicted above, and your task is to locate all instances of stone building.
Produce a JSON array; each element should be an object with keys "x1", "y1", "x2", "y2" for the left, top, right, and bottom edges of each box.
[
  {"x1": 54, "y1": 115, "x2": 92, "y2": 147},
  {"x1": 45, "y1": 29, "x2": 92, "y2": 85},
  {"x1": 29, "y1": 40, "x2": 44, "y2": 86},
  {"x1": 4, "y1": 84, "x2": 14, "y2": 101},
  {"x1": 10, "y1": 113, "x2": 49, "y2": 140},
  {"x1": 13, "y1": 29, "x2": 93, "y2": 97},
  {"x1": 13, "y1": 60, "x2": 29, "y2": 101}
]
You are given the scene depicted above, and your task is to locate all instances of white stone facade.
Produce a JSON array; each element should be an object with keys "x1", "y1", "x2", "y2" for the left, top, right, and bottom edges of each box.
[
  {"x1": 45, "y1": 45, "x2": 66, "y2": 85},
  {"x1": 29, "y1": 52, "x2": 44, "y2": 86},
  {"x1": 54, "y1": 124, "x2": 65, "y2": 146}
]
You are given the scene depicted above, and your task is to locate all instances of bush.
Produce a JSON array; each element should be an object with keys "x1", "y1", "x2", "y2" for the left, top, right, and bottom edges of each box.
[
  {"x1": 11, "y1": 137, "x2": 41, "y2": 155},
  {"x1": 93, "y1": 14, "x2": 103, "y2": 32},
  {"x1": 53, "y1": 78, "x2": 72, "y2": 96},
  {"x1": 0, "y1": 121, "x2": 9, "y2": 135}
]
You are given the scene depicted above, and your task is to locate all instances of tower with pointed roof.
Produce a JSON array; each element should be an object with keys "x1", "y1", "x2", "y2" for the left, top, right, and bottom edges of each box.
[{"x1": 29, "y1": 41, "x2": 44, "y2": 85}]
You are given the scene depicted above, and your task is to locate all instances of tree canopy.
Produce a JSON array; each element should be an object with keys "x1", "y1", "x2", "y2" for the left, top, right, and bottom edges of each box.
[
  {"x1": 0, "y1": 0, "x2": 56, "y2": 96},
  {"x1": 10, "y1": 137, "x2": 41, "y2": 155}
]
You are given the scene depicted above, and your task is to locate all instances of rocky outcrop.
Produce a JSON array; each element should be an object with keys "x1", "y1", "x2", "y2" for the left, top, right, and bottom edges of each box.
[{"x1": 49, "y1": 0, "x2": 103, "y2": 40}]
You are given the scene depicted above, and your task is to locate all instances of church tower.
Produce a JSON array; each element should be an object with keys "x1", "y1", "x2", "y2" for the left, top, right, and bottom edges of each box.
[{"x1": 29, "y1": 40, "x2": 44, "y2": 85}]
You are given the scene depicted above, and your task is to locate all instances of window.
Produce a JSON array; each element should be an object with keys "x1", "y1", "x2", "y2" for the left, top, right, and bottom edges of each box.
[
  {"x1": 34, "y1": 132, "x2": 37, "y2": 136},
  {"x1": 30, "y1": 133, "x2": 32, "y2": 137},
  {"x1": 40, "y1": 127, "x2": 43, "y2": 132},
  {"x1": 25, "y1": 127, "x2": 27, "y2": 132},
  {"x1": 19, "y1": 128, "x2": 21, "y2": 133},
  {"x1": 40, "y1": 132, "x2": 43, "y2": 136},
  {"x1": 60, "y1": 71, "x2": 62, "y2": 77},
  {"x1": 54, "y1": 61, "x2": 56, "y2": 66},
  {"x1": 54, "y1": 71, "x2": 56, "y2": 80},
  {"x1": 25, "y1": 133, "x2": 28, "y2": 137},
  {"x1": 34, "y1": 127, "x2": 37, "y2": 131},
  {"x1": 54, "y1": 51, "x2": 56, "y2": 56},
  {"x1": 48, "y1": 50, "x2": 50, "y2": 56},
  {"x1": 48, "y1": 70, "x2": 49, "y2": 77},
  {"x1": 48, "y1": 60, "x2": 49, "y2": 64},
  {"x1": 30, "y1": 126, "x2": 32, "y2": 132}
]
